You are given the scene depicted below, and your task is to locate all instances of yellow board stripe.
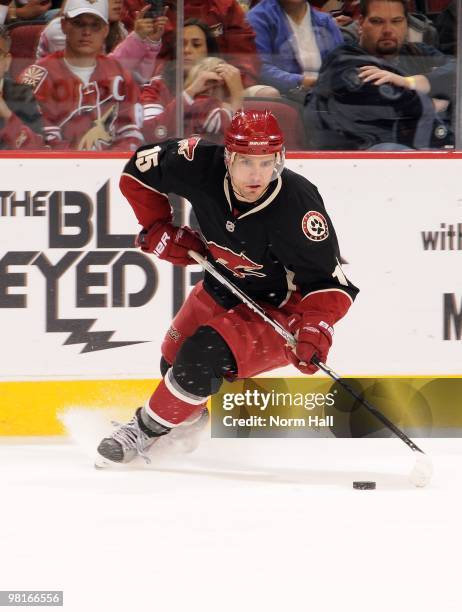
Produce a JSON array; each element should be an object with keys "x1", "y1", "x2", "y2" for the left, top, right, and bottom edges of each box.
[
  {"x1": 2, "y1": 376, "x2": 462, "y2": 436},
  {"x1": 0, "y1": 379, "x2": 161, "y2": 436}
]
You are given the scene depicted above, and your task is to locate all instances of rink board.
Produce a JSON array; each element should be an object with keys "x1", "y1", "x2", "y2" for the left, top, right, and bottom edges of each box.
[{"x1": 0, "y1": 152, "x2": 461, "y2": 435}]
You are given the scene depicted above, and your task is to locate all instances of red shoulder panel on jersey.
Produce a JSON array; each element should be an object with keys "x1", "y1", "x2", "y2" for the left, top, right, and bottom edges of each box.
[{"x1": 119, "y1": 173, "x2": 172, "y2": 229}]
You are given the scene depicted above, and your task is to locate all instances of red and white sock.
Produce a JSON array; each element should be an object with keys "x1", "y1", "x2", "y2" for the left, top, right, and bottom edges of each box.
[{"x1": 145, "y1": 368, "x2": 208, "y2": 427}]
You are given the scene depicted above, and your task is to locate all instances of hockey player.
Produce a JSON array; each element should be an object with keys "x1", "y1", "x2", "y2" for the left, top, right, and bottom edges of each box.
[{"x1": 97, "y1": 109, "x2": 359, "y2": 464}]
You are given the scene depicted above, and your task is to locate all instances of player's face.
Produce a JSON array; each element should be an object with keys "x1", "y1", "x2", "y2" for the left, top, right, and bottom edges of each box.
[
  {"x1": 359, "y1": 1, "x2": 407, "y2": 57},
  {"x1": 183, "y1": 25, "x2": 208, "y2": 72},
  {"x1": 0, "y1": 39, "x2": 12, "y2": 79},
  {"x1": 229, "y1": 154, "x2": 276, "y2": 202},
  {"x1": 63, "y1": 15, "x2": 109, "y2": 57}
]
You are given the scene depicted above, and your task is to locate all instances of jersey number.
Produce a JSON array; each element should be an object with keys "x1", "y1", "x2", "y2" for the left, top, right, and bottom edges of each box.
[
  {"x1": 332, "y1": 258, "x2": 349, "y2": 286},
  {"x1": 135, "y1": 146, "x2": 161, "y2": 173}
]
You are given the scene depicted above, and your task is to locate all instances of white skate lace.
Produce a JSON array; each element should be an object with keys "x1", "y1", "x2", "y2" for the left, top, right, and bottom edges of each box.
[{"x1": 110, "y1": 418, "x2": 153, "y2": 464}]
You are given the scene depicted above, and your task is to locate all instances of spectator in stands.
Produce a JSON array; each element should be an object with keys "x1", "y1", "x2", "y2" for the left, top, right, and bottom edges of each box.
[
  {"x1": 436, "y1": 0, "x2": 456, "y2": 55},
  {"x1": 5, "y1": 0, "x2": 52, "y2": 23},
  {"x1": 304, "y1": 0, "x2": 454, "y2": 150},
  {"x1": 37, "y1": 1, "x2": 166, "y2": 82},
  {"x1": 142, "y1": 17, "x2": 216, "y2": 91},
  {"x1": 356, "y1": 0, "x2": 453, "y2": 114},
  {"x1": 110, "y1": 6, "x2": 167, "y2": 81},
  {"x1": 142, "y1": 18, "x2": 275, "y2": 140},
  {"x1": 142, "y1": 55, "x2": 244, "y2": 142},
  {"x1": 141, "y1": 20, "x2": 245, "y2": 142},
  {"x1": 122, "y1": 0, "x2": 261, "y2": 89},
  {"x1": 38, "y1": 0, "x2": 131, "y2": 56},
  {"x1": 247, "y1": 0, "x2": 343, "y2": 98},
  {"x1": 0, "y1": 25, "x2": 43, "y2": 148},
  {"x1": 338, "y1": 0, "x2": 439, "y2": 46},
  {"x1": 18, "y1": 0, "x2": 143, "y2": 150}
]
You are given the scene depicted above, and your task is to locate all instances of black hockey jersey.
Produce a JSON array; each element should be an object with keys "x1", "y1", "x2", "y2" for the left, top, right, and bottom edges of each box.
[{"x1": 120, "y1": 137, "x2": 359, "y2": 310}]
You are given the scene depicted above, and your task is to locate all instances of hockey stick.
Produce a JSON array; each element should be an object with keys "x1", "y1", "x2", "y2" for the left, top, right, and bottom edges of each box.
[{"x1": 189, "y1": 249, "x2": 433, "y2": 487}]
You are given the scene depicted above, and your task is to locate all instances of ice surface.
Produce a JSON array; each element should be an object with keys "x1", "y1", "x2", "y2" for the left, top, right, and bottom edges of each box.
[{"x1": 0, "y1": 427, "x2": 461, "y2": 612}]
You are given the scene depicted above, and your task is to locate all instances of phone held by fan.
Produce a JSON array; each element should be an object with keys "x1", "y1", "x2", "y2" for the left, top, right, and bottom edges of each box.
[{"x1": 144, "y1": 0, "x2": 165, "y2": 18}]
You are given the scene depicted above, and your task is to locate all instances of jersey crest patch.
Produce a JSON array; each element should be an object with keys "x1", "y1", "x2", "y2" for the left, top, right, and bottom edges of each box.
[
  {"x1": 207, "y1": 241, "x2": 265, "y2": 278},
  {"x1": 20, "y1": 64, "x2": 48, "y2": 92},
  {"x1": 301, "y1": 211, "x2": 329, "y2": 242},
  {"x1": 177, "y1": 136, "x2": 201, "y2": 161}
]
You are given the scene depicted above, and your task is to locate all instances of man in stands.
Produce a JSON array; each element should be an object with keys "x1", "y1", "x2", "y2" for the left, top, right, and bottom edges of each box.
[
  {"x1": 0, "y1": 25, "x2": 43, "y2": 149},
  {"x1": 18, "y1": 0, "x2": 143, "y2": 150},
  {"x1": 304, "y1": 0, "x2": 454, "y2": 150}
]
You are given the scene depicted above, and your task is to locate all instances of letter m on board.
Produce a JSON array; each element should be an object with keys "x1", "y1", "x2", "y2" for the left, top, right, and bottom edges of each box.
[{"x1": 443, "y1": 293, "x2": 462, "y2": 340}]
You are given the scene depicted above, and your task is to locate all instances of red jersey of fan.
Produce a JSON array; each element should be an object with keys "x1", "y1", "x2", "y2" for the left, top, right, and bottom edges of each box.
[
  {"x1": 141, "y1": 76, "x2": 232, "y2": 143},
  {"x1": 18, "y1": 51, "x2": 143, "y2": 151}
]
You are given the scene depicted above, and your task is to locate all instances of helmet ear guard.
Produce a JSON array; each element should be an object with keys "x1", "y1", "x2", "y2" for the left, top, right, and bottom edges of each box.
[{"x1": 272, "y1": 149, "x2": 285, "y2": 179}]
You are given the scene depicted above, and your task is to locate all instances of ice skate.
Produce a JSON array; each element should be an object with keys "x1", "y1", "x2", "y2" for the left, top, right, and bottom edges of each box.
[{"x1": 95, "y1": 407, "x2": 169, "y2": 467}]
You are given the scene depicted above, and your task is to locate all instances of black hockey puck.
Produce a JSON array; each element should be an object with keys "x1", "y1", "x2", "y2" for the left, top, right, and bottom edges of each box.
[{"x1": 353, "y1": 481, "x2": 376, "y2": 490}]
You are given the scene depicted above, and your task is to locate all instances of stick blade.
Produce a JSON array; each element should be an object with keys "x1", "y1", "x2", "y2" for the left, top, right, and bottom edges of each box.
[{"x1": 409, "y1": 452, "x2": 433, "y2": 487}]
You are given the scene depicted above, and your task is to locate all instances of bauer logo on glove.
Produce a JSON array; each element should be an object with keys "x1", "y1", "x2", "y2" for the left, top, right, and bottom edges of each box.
[
  {"x1": 153, "y1": 231, "x2": 170, "y2": 256},
  {"x1": 135, "y1": 221, "x2": 206, "y2": 266}
]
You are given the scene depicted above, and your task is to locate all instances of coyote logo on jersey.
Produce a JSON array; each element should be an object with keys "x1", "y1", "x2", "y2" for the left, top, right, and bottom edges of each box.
[
  {"x1": 78, "y1": 105, "x2": 117, "y2": 151},
  {"x1": 177, "y1": 136, "x2": 201, "y2": 161},
  {"x1": 207, "y1": 242, "x2": 265, "y2": 278}
]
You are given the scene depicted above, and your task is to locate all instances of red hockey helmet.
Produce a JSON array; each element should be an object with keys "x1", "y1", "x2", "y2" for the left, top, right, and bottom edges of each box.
[
  {"x1": 225, "y1": 109, "x2": 284, "y2": 155},
  {"x1": 225, "y1": 109, "x2": 285, "y2": 179}
]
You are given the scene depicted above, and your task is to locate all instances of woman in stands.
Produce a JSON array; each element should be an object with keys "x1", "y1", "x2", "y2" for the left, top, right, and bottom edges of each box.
[
  {"x1": 247, "y1": 0, "x2": 343, "y2": 98},
  {"x1": 141, "y1": 20, "x2": 245, "y2": 143}
]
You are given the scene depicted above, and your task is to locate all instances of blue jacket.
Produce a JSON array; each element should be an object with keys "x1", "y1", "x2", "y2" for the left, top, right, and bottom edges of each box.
[{"x1": 247, "y1": 0, "x2": 343, "y2": 92}]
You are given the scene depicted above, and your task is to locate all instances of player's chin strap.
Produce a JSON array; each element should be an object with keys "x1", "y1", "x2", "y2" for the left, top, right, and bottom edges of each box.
[{"x1": 188, "y1": 249, "x2": 432, "y2": 485}]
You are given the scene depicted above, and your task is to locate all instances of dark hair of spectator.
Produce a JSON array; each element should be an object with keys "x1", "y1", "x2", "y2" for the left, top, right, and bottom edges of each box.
[
  {"x1": 183, "y1": 18, "x2": 219, "y2": 55},
  {"x1": 162, "y1": 19, "x2": 220, "y2": 91},
  {"x1": 106, "y1": 23, "x2": 125, "y2": 54},
  {"x1": 359, "y1": 0, "x2": 408, "y2": 17},
  {"x1": 0, "y1": 25, "x2": 12, "y2": 52}
]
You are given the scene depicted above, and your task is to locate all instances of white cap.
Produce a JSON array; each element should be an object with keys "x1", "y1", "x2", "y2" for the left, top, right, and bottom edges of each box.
[{"x1": 64, "y1": 0, "x2": 109, "y2": 23}]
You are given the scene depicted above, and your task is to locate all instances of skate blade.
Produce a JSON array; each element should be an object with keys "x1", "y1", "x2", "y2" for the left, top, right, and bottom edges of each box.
[{"x1": 94, "y1": 454, "x2": 134, "y2": 470}]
